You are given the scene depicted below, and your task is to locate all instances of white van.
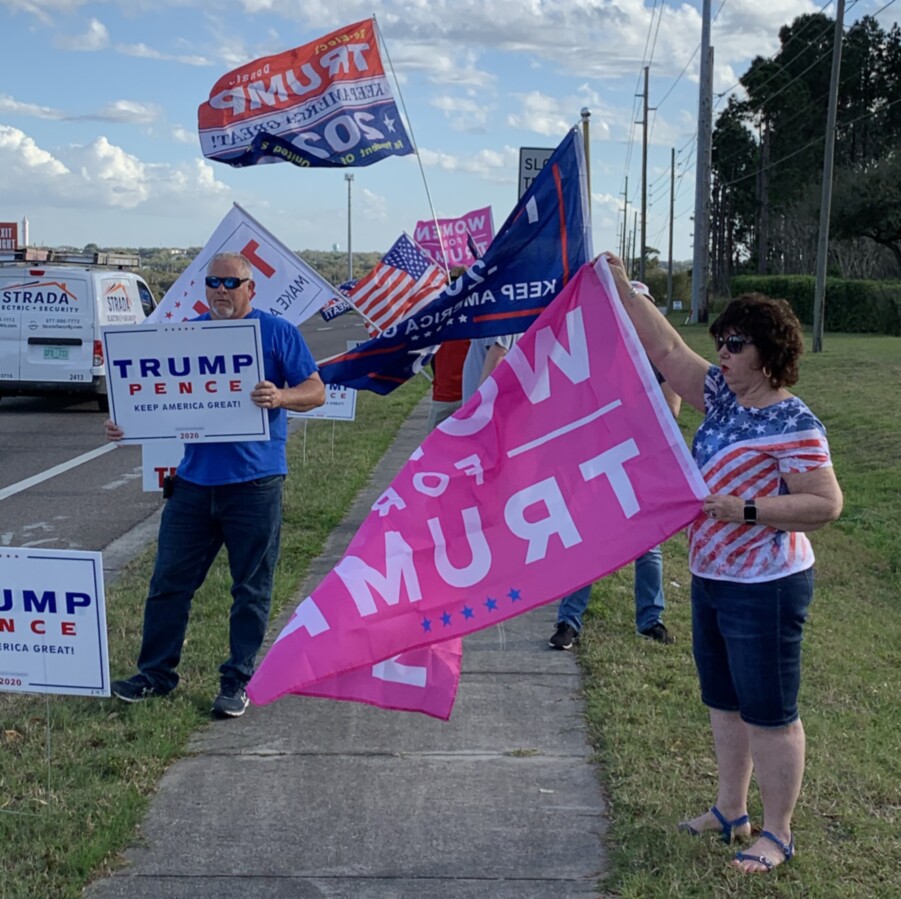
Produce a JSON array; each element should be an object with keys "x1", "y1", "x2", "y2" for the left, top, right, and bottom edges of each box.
[{"x1": 0, "y1": 250, "x2": 156, "y2": 411}]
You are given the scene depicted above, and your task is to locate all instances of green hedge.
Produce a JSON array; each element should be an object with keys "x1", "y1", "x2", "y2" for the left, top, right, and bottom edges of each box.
[{"x1": 729, "y1": 274, "x2": 901, "y2": 336}]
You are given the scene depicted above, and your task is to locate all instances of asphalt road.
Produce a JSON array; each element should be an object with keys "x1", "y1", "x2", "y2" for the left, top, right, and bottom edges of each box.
[{"x1": 0, "y1": 311, "x2": 371, "y2": 560}]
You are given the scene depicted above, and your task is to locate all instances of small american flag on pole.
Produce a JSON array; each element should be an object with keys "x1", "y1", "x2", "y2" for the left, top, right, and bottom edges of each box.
[{"x1": 349, "y1": 233, "x2": 447, "y2": 335}]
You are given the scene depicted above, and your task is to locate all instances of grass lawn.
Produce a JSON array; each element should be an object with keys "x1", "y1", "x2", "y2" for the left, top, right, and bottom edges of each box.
[
  {"x1": 578, "y1": 326, "x2": 901, "y2": 898},
  {"x1": 1, "y1": 326, "x2": 898, "y2": 898},
  {"x1": 0, "y1": 378, "x2": 429, "y2": 899}
]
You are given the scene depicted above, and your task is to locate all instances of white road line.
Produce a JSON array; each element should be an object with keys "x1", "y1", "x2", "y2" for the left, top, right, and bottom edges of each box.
[{"x1": 0, "y1": 443, "x2": 117, "y2": 502}]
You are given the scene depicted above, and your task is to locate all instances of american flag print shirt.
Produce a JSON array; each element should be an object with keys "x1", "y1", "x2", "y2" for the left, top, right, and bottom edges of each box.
[{"x1": 688, "y1": 366, "x2": 833, "y2": 583}]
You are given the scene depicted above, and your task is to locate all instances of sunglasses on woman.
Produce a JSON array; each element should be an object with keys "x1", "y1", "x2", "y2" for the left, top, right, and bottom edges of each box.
[
  {"x1": 714, "y1": 334, "x2": 753, "y2": 354},
  {"x1": 205, "y1": 276, "x2": 250, "y2": 290}
]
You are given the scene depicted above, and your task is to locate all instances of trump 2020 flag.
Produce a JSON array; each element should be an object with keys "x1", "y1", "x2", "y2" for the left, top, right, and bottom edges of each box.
[
  {"x1": 198, "y1": 19, "x2": 413, "y2": 169},
  {"x1": 149, "y1": 205, "x2": 339, "y2": 326},
  {"x1": 350, "y1": 233, "x2": 448, "y2": 335},
  {"x1": 247, "y1": 259, "x2": 708, "y2": 711},
  {"x1": 318, "y1": 126, "x2": 591, "y2": 393}
]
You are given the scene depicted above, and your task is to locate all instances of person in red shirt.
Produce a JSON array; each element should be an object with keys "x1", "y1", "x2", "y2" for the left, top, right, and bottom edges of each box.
[{"x1": 427, "y1": 266, "x2": 469, "y2": 429}]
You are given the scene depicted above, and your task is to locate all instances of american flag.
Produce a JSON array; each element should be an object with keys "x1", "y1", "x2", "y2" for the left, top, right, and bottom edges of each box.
[
  {"x1": 349, "y1": 233, "x2": 447, "y2": 335},
  {"x1": 688, "y1": 367, "x2": 831, "y2": 581}
]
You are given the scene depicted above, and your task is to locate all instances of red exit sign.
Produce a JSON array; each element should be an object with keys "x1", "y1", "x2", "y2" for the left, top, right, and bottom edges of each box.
[{"x1": 0, "y1": 222, "x2": 18, "y2": 251}]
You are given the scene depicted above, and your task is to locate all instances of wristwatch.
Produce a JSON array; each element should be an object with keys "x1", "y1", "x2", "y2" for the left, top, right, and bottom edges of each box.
[{"x1": 743, "y1": 499, "x2": 758, "y2": 524}]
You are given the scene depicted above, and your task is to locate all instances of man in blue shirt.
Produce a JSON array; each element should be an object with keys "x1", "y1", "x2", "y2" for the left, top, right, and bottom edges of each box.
[{"x1": 107, "y1": 252, "x2": 325, "y2": 717}]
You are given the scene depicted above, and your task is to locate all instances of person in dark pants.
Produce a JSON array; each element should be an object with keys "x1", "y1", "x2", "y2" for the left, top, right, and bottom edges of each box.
[
  {"x1": 549, "y1": 282, "x2": 681, "y2": 651},
  {"x1": 106, "y1": 252, "x2": 325, "y2": 718},
  {"x1": 605, "y1": 251, "x2": 843, "y2": 874}
]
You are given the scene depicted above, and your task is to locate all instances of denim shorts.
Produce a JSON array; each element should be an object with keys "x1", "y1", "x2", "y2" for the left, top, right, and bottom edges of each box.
[{"x1": 690, "y1": 568, "x2": 814, "y2": 728}]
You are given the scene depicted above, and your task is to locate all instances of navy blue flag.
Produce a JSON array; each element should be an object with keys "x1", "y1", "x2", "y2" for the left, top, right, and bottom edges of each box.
[
  {"x1": 466, "y1": 230, "x2": 482, "y2": 260},
  {"x1": 319, "y1": 297, "x2": 353, "y2": 322},
  {"x1": 318, "y1": 127, "x2": 592, "y2": 394}
]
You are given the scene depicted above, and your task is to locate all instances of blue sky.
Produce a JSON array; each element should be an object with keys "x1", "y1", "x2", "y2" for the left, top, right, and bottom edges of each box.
[{"x1": 1, "y1": 0, "x2": 896, "y2": 262}]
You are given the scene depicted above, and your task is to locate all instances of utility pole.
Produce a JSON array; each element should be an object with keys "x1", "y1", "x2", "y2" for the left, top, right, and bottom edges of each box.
[
  {"x1": 639, "y1": 66, "x2": 650, "y2": 283},
  {"x1": 620, "y1": 176, "x2": 629, "y2": 261},
  {"x1": 813, "y1": 0, "x2": 845, "y2": 353},
  {"x1": 344, "y1": 173, "x2": 354, "y2": 282},
  {"x1": 631, "y1": 211, "x2": 638, "y2": 279},
  {"x1": 690, "y1": 0, "x2": 713, "y2": 323},
  {"x1": 757, "y1": 123, "x2": 770, "y2": 274},
  {"x1": 667, "y1": 147, "x2": 675, "y2": 313}
]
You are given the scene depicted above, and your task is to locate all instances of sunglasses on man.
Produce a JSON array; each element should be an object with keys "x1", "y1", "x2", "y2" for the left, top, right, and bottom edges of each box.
[
  {"x1": 714, "y1": 334, "x2": 753, "y2": 354},
  {"x1": 205, "y1": 276, "x2": 250, "y2": 290}
]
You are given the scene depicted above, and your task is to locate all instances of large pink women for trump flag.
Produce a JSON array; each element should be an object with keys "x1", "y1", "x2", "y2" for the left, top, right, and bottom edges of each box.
[{"x1": 249, "y1": 259, "x2": 708, "y2": 711}]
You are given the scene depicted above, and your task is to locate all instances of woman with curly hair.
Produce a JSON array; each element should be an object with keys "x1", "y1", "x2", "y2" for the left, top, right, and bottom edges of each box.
[{"x1": 599, "y1": 253, "x2": 843, "y2": 874}]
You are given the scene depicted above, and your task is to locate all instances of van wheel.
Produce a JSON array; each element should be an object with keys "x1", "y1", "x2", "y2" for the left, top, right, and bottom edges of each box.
[{"x1": 97, "y1": 395, "x2": 109, "y2": 413}]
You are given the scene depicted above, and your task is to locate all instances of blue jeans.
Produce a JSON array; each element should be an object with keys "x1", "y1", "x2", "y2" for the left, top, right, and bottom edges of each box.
[
  {"x1": 556, "y1": 546, "x2": 665, "y2": 633},
  {"x1": 691, "y1": 568, "x2": 814, "y2": 727},
  {"x1": 137, "y1": 475, "x2": 284, "y2": 693}
]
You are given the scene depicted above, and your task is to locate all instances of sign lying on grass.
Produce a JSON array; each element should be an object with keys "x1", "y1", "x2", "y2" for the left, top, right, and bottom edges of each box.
[
  {"x1": 103, "y1": 319, "x2": 269, "y2": 444},
  {"x1": 0, "y1": 548, "x2": 109, "y2": 697}
]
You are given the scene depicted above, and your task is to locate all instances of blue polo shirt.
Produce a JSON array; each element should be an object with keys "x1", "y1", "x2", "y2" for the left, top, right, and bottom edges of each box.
[{"x1": 177, "y1": 309, "x2": 318, "y2": 485}]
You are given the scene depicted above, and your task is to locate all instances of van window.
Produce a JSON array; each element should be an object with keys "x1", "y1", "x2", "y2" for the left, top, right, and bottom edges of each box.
[{"x1": 137, "y1": 281, "x2": 156, "y2": 317}]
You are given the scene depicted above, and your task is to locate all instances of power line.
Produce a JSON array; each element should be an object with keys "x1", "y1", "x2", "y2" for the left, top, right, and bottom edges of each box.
[
  {"x1": 717, "y1": 92, "x2": 901, "y2": 189},
  {"x1": 713, "y1": 0, "x2": 848, "y2": 107}
]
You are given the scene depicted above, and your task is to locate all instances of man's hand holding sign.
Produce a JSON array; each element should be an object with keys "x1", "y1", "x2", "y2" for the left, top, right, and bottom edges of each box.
[{"x1": 106, "y1": 253, "x2": 325, "y2": 719}]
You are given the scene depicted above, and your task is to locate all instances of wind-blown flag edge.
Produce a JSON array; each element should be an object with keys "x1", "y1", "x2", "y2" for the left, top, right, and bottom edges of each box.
[
  {"x1": 317, "y1": 126, "x2": 591, "y2": 392},
  {"x1": 248, "y1": 260, "x2": 708, "y2": 709}
]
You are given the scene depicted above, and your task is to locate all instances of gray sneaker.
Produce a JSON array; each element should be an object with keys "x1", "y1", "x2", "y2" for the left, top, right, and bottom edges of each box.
[
  {"x1": 111, "y1": 675, "x2": 170, "y2": 703},
  {"x1": 211, "y1": 686, "x2": 249, "y2": 718}
]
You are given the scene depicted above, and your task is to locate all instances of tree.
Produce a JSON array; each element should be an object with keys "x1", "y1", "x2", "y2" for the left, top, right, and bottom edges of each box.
[{"x1": 831, "y1": 152, "x2": 901, "y2": 274}]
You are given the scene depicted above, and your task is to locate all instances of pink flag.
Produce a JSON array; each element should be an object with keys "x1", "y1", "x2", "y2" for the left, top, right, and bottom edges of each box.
[
  {"x1": 295, "y1": 639, "x2": 462, "y2": 720},
  {"x1": 248, "y1": 259, "x2": 707, "y2": 710},
  {"x1": 413, "y1": 205, "x2": 495, "y2": 268}
]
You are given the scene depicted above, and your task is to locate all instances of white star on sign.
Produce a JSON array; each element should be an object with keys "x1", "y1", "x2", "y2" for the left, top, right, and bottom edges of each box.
[{"x1": 384, "y1": 114, "x2": 396, "y2": 133}]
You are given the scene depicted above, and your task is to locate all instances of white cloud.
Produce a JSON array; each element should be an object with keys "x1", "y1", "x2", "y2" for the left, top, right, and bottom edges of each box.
[
  {"x1": 171, "y1": 125, "x2": 197, "y2": 145},
  {"x1": 0, "y1": 93, "x2": 162, "y2": 125},
  {"x1": 2, "y1": 0, "x2": 87, "y2": 24},
  {"x1": 0, "y1": 125, "x2": 70, "y2": 180},
  {"x1": 506, "y1": 91, "x2": 575, "y2": 137},
  {"x1": 430, "y1": 95, "x2": 493, "y2": 133},
  {"x1": 418, "y1": 145, "x2": 519, "y2": 184},
  {"x1": 85, "y1": 100, "x2": 162, "y2": 124},
  {"x1": 0, "y1": 93, "x2": 64, "y2": 119},
  {"x1": 0, "y1": 125, "x2": 230, "y2": 215},
  {"x1": 53, "y1": 17, "x2": 109, "y2": 51},
  {"x1": 359, "y1": 187, "x2": 388, "y2": 223},
  {"x1": 116, "y1": 42, "x2": 212, "y2": 66}
]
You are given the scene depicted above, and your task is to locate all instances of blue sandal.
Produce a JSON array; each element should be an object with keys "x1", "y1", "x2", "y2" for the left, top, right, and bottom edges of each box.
[
  {"x1": 734, "y1": 830, "x2": 795, "y2": 872},
  {"x1": 678, "y1": 805, "x2": 750, "y2": 844}
]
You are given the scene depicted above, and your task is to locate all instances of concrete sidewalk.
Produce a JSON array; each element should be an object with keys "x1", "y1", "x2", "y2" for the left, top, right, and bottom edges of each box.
[{"x1": 86, "y1": 397, "x2": 608, "y2": 898}]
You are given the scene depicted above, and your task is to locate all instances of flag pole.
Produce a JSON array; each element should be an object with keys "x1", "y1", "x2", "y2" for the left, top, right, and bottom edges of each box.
[{"x1": 373, "y1": 15, "x2": 451, "y2": 277}]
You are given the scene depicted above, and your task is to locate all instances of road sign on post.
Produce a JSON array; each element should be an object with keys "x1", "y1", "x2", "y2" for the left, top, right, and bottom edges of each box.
[{"x1": 518, "y1": 147, "x2": 554, "y2": 199}]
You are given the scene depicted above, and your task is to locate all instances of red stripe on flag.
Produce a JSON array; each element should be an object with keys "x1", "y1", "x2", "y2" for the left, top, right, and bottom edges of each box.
[{"x1": 553, "y1": 162, "x2": 570, "y2": 284}]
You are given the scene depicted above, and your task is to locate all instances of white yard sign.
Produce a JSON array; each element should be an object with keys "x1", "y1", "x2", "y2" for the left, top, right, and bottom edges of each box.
[
  {"x1": 0, "y1": 548, "x2": 109, "y2": 697},
  {"x1": 290, "y1": 384, "x2": 357, "y2": 422},
  {"x1": 103, "y1": 319, "x2": 269, "y2": 444}
]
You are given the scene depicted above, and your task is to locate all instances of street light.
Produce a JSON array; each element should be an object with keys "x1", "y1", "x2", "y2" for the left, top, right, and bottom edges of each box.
[{"x1": 345, "y1": 173, "x2": 354, "y2": 282}]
